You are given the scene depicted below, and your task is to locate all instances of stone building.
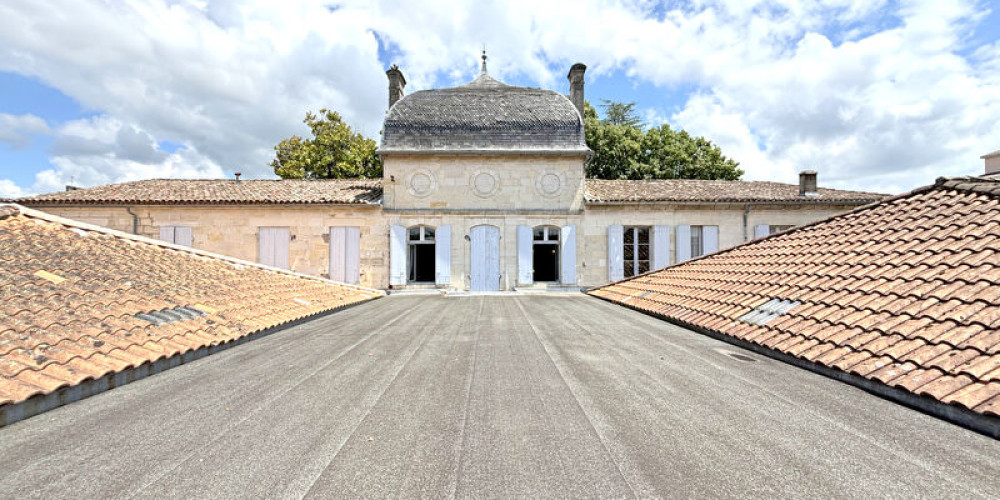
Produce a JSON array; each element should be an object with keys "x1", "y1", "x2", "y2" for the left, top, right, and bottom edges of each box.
[{"x1": 17, "y1": 58, "x2": 884, "y2": 291}]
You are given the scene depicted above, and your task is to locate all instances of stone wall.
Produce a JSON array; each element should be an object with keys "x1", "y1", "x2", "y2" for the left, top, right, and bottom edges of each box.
[
  {"x1": 382, "y1": 154, "x2": 587, "y2": 212},
  {"x1": 33, "y1": 201, "x2": 858, "y2": 291},
  {"x1": 31, "y1": 205, "x2": 389, "y2": 289}
]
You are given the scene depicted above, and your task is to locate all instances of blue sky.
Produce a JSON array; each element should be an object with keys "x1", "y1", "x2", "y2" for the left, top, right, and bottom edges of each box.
[{"x1": 1, "y1": 0, "x2": 998, "y2": 198}]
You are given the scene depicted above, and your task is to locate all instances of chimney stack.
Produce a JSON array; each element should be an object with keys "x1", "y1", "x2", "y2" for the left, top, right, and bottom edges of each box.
[
  {"x1": 386, "y1": 64, "x2": 406, "y2": 109},
  {"x1": 799, "y1": 170, "x2": 818, "y2": 196},
  {"x1": 234, "y1": 171, "x2": 241, "y2": 181},
  {"x1": 982, "y1": 149, "x2": 1000, "y2": 175},
  {"x1": 567, "y1": 63, "x2": 587, "y2": 119}
]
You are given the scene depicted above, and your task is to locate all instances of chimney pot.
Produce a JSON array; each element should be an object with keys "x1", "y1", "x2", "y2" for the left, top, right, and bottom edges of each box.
[
  {"x1": 567, "y1": 63, "x2": 587, "y2": 119},
  {"x1": 799, "y1": 170, "x2": 818, "y2": 196},
  {"x1": 234, "y1": 172, "x2": 242, "y2": 181},
  {"x1": 982, "y1": 149, "x2": 1000, "y2": 175},
  {"x1": 386, "y1": 64, "x2": 407, "y2": 109}
]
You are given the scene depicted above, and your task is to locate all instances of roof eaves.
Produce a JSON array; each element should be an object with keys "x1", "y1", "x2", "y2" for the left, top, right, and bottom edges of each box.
[{"x1": 2, "y1": 203, "x2": 386, "y2": 296}]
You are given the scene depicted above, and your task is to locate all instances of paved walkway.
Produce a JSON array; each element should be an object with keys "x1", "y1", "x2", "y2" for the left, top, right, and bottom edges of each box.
[{"x1": 1, "y1": 295, "x2": 998, "y2": 499}]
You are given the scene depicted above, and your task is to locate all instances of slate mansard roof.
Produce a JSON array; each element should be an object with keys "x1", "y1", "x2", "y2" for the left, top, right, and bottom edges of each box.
[
  {"x1": 379, "y1": 73, "x2": 589, "y2": 154},
  {"x1": 15, "y1": 178, "x2": 883, "y2": 206},
  {"x1": 0, "y1": 204, "x2": 383, "y2": 419},
  {"x1": 590, "y1": 176, "x2": 1000, "y2": 433}
]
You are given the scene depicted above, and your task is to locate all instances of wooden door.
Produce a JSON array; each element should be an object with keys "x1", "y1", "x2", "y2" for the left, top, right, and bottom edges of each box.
[
  {"x1": 470, "y1": 225, "x2": 500, "y2": 291},
  {"x1": 259, "y1": 227, "x2": 290, "y2": 269}
]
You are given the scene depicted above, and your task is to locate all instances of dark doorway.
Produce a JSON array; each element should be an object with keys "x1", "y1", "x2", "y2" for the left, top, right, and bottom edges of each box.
[
  {"x1": 408, "y1": 225, "x2": 436, "y2": 283},
  {"x1": 532, "y1": 226, "x2": 560, "y2": 282}
]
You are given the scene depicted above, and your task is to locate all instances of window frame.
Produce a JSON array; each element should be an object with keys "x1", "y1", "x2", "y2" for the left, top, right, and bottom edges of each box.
[{"x1": 623, "y1": 226, "x2": 651, "y2": 278}]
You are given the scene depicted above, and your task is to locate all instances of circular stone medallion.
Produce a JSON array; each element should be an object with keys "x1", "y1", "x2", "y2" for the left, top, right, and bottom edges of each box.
[
  {"x1": 535, "y1": 171, "x2": 565, "y2": 198},
  {"x1": 471, "y1": 170, "x2": 501, "y2": 198},
  {"x1": 407, "y1": 169, "x2": 437, "y2": 197}
]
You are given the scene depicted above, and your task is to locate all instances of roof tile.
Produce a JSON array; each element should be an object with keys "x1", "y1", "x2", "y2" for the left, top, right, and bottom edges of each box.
[
  {"x1": 0, "y1": 204, "x2": 383, "y2": 408},
  {"x1": 590, "y1": 176, "x2": 1000, "y2": 417}
]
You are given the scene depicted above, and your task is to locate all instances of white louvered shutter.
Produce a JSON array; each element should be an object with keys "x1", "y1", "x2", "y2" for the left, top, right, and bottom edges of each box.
[
  {"x1": 651, "y1": 225, "x2": 669, "y2": 270},
  {"x1": 560, "y1": 225, "x2": 577, "y2": 285},
  {"x1": 435, "y1": 225, "x2": 451, "y2": 286},
  {"x1": 608, "y1": 225, "x2": 624, "y2": 281},
  {"x1": 676, "y1": 225, "x2": 691, "y2": 263},
  {"x1": 703, "y1": 226, "x2": 719, "y2": 254},
  {"x1": 517, "y1": 225, "x2": 533, "y2": 285},
  {"x1": 389, "y1": 224, "x2": 406, "y2": 286}
]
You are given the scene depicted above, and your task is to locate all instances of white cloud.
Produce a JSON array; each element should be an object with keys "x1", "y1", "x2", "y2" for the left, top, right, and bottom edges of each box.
[
  {"x1": 0, "y1": 113, "x2": 49, "y2": 150},
  {"x1": 0, "y1": 178, "x2": 26, "y2": 198},
  {"x1": 0, "y1": 0, "x2": 997, "y2": 195}
]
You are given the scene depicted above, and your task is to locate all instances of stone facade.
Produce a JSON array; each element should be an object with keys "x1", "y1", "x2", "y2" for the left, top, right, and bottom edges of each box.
[{"x1": 21, "y1": 61, "x2": 883, "y2": 292}]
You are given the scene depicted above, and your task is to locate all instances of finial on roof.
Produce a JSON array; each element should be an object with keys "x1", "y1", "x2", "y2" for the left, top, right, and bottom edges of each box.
[{"x1": 480, "y1": 47, "x2": 488, "y2": 75}]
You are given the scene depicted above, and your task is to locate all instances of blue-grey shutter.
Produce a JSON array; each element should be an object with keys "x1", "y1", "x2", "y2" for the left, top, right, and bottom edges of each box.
[
  {"x1": 754, "y1": 224, "x2": 770, "y2": 239},
  {"x1": 676, "y1": 225, "x2": 691, "y2": 263},
  {"x1": 258, "y1": 227, "x2": 289, "y2": 269},
  {"x1": 608, "y1": 225, "x2": 624, "y2": 281},
  {"x1": 560, "y1": 225, "x2": 577, "y2": 285},
  {"x1": 517, "y1": 225, "x2": 533, "y2": 285},
  {"x1": 389, "y1": 224, "x2": 406, "y2": 286},
  {"x1": 174, "y1": 226, "x2": 192, "y2": 247},
  {"x1": 651, "y1": 225, "x2": 669, "y2": 270},
  {"x1": 329, "y1": 227, "x2": 346, "y2": 282},
  {"x1": 435, "y1": 225, "x2": 451, "y2": 286},
  {"x1": 159, "y1": 226, "x2": 175, "y2": 243},
  {"x1": 345, "y1": 227, "x2": 360, "y2": 284},
  {"x1": 703, "y1": 226, "x2": 719, "y2": 254}
]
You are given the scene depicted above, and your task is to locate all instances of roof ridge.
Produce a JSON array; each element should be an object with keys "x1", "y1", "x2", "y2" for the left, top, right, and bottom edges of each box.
[{"x1": 6, "y1": 203, "x2": 384, "y2": 296}]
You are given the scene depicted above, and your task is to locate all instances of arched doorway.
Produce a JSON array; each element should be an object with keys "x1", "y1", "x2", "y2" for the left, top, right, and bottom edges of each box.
[{"x1": 470, "y1": 225, "x2": 500, "y2": 291}]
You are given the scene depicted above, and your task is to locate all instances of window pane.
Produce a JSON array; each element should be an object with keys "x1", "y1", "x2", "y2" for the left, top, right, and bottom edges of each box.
[
  {"x1": 534, "y1": 227, "x2": 544, "y2": 241},
  {"x1": 691, "y1": 226, "x2": 703, "y2": 257},
  {"x1": 624, "y1": 227, "x2": 634, "y2": 245},
  {"x1": 409, "y1": 227, "x2": 420, "y2": 240},
  {"x1": 637, "y1": 243, "x2": 649, "y2": 261},
  {"x1": 770, "y1": 225, "x2": 794, "y2": 234},
  {"x1": 624, "y1": 241, "x2": 634, "y2": 260},
  {"x1": 548, "y1": 227, "x2": 559, "y2": 241},
  {"x1": 636, "y1": 227, "x2": 649, "y2": 244},
  {"x1": 423, "y1": 226, "x2": 434, "y2": 241},
  {"x1": 624, "y1": 260, "x2": 635, "y2": 277},
  {"x1": 638, "y1": 260, "x2": 650, "y2": 274}
]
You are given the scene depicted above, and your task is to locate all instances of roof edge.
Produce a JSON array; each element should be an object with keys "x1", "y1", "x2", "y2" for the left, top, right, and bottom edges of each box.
[{"x1": 1, "y1": 203, "x2": 385, "y2": 296}]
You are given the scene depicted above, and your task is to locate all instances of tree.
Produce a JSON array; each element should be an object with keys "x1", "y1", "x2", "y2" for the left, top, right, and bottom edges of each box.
[
  {"x1": 271, "y1": 109, "x2": 380, "y2": 179},
  {"x1": 600, "y1": 99, "x2": 643, "y2": 128},
  {"x1": 583, "y1": 100, "x2": 743, "y2": 181}
]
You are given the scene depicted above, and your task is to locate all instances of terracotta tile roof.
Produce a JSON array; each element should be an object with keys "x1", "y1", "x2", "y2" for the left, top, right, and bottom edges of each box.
[
  {"x1": 15, "y1": 179, "x2": 382, "y2": 205},
  {"x1": 584, "y1": 179, "x2": 885, "y2": 204},
  {"x1": 0, "y1": 204, "x2": 383, "y2": 408},
  {"x1": 590, "y1": 176, "x2": 1000, "y2": 422}
]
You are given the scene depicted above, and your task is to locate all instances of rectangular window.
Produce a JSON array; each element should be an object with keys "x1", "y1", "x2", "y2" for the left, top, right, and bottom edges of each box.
[
  {"x1": 688, "y1": 225, "x2": 718, "y2": 257},
  {"x1": 159, "y1": 225, "x2": 192, "y2": 247},
  {"x1": 690, "y1": 225, "x2": 703, "y2": 257},
  {"x1": 623, "y1": 226, "x2": 650, "y2": 277},
  {"x1": 770, "y1": 224, "x2": 794, "y2": 234}
]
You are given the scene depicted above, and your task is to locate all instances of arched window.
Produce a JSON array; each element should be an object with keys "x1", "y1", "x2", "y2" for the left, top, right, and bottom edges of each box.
[
  {"x1": 532, "y1": 225, "x2": 560, "y2": 282},
  {"x1": 408, "y1": 225, "x2": 436, "y2": 283}
]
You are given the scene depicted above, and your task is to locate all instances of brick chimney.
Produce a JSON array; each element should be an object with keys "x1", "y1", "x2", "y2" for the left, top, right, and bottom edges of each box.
[
  {"x1": 799, "y1": 170, "x2": 818, "y2": 196},
  {"x1": 982, "y1": 149, "x2": 1000, "y2": 175},
  {"x1": 567, "y1": 63, "x2": 586, "y2": 118},
  {"x1": 386, "y1": 64, "x2": 406, "y2": 109}
]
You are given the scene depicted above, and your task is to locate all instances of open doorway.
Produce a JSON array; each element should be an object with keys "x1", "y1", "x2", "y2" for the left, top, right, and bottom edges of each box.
[
  {"x1": 408, "y1": 225, "x2": 436, "y2": 283},
  {"x1": 532, "y1": 226, "x2": 560, "y2": 282}
]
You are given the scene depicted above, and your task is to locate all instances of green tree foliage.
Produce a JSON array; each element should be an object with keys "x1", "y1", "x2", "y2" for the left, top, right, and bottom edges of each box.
[
  {"x1": 271, "y1": 109, "x2": 380, "y2": 179},
  {"x1": 583, "y1": 101, "x2": 743, "y2": 181}
]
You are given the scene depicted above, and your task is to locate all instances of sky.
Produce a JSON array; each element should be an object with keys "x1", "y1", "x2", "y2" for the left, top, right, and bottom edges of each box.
[{"x1": 0, "y1": 0, "x2": 998, "y2": 198}]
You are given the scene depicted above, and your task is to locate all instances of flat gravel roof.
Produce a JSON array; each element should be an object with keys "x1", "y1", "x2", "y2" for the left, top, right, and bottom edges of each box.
[{"x1": 0, "y1": 295, "x2": 997, "y2": 499}]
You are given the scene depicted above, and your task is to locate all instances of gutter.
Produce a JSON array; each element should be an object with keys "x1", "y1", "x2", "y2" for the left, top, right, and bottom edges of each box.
[
  {"x1": 125, "y1": 206, "x2": 139, "y2": 234},
  {"x1": 742, "y1": 204, "x2": 753, "y2": 242}
]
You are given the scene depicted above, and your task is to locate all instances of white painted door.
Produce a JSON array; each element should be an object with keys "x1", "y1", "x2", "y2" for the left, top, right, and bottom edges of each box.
[
  {"x1": 329, "y1": 226, "x2": 360, "y2": 284},
  {"x1": 470, "y1": 225, "x2": 500, "y2": 292},
  {"x1": 258, "y1": 227, "x2": 290, "y2": 269}
]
